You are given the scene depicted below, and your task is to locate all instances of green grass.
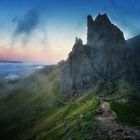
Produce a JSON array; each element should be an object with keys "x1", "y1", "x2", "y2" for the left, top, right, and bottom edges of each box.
[
  {"x1": 0, "y1": 68, "x2": 63, "y2": 140},
  {"x1": 111, "y1": 100, "x2": 140, "y2": 126},
  {"x1": 34, "y1": 93, "x2": 99, "y2": 140},
  {"x1": 29, "y1": 89, "x2": 100, "y2": 140},
  {"x1": 0, "y1": 75, "x2": 140, "y2": 140},
  {"x1": 0, "y1": 68, "x2": 100, "y2": 140},
  {"x1": 110, "y1": 81, "x2": 140, "y2": 126}
]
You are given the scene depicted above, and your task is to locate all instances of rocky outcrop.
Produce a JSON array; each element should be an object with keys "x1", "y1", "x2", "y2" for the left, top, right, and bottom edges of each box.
[
  {"x1": 87, "y1": 14, "x2": 126, "y2": 48},
  {"x1": 60, "y1": 38, "x2": 94, "y2": 93},
  {"x1": 126, "y1": 35, "x2": 140, "y2": 89},
  {"x1": 86, "y1": 14, "x2": 129, "y2": 80},
  {"x1": 60, "y1": 13, "x2": 140, "y2": 94}
]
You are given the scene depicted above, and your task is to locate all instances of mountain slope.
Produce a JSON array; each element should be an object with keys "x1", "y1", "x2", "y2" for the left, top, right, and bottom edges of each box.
[
  {"x1": 126, "y1": 35, "x2": 140, "y2": 89},
  {"x1": 0, "y1": 13, "x2": 140, "y2": 140},
  {"x1": 127, "y1": 34, "x2": 140, "y2": 49},
  {"x1": 60, "y1": 14, "x2": 140, "y2": 95},
  {"x1": 0, "y1": 77, "x2": 140, "y2": 139}
]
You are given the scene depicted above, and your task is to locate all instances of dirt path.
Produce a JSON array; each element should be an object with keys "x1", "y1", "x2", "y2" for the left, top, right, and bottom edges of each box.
[
  {"x1": 91, "y1": 100, "x2": 140, "y2": 140},
  {"x1": 97, "y1": 100, "x2": 116, "y2": 122}
]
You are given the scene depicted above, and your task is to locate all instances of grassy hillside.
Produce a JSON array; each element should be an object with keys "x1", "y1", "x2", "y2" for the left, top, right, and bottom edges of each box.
[
  {"x1": 0, "y1": 68, "x2": 63, "y2": 139},
  {"x1": 0, "y1": 67, "x2": 100, "y2": 140},
  {"x1": 0, "y1": 69, "x2": 140, "y2": 140}
]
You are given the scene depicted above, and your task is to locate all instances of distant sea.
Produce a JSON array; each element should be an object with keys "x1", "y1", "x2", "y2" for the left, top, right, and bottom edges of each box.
[{"x1": 0, "y1": 61, "x2": 45, "y2": 80}]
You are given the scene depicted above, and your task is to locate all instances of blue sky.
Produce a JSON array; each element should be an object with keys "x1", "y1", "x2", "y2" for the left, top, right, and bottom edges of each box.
[{"x1": 0, "y1": 0, "x2": 140, "y2": 63}]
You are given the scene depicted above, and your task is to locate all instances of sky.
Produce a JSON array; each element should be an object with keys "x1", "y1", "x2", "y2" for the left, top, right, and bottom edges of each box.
[{"x1": 0, "y1": 0, "x2": 140, "y2": 64}]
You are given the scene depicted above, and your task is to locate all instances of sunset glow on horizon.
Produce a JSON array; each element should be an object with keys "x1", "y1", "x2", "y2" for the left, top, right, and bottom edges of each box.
[{"x1": 0, "y1": 0, "x2": 140, "y2": 64}]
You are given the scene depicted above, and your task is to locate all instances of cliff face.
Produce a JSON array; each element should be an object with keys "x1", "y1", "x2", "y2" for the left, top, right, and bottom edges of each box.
[
  {"x1": 60, "y1": 38, "x2": 94, "y2": 93},
  {"x1": 87, "y1": 14, "x2": 129, "y2": 80},
  {"x1": 87, "y1": 14, "x2": 126, "y2": 48},
  {"x1": 60, "y1": 13, "x2": 140, "y2": 94},
  {"x1": 126, "y1": 35, "x2": 140, "y2": 88}
]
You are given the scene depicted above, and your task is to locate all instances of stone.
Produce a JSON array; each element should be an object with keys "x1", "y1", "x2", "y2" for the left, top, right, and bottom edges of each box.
[{"x1": 60, "y1": 13, "x2": 140, "y2": 94}]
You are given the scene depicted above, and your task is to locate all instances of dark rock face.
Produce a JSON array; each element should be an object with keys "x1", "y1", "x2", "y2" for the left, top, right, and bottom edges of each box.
[
  {"x1": 60, "y1": 13, "x2": 140, "y2": 94},
  {"x1": 60, "y1": 38, "x2": 94, "y2": 93},
  {"x1": 87, "y1": 14, "x2": 129, "y2": 81},
  {"x1": 87, "y1": 14, "x2": 125, "y2": 48},
  {"x1": 126, "y1": 35, "x2": 140, "y2": 89}
]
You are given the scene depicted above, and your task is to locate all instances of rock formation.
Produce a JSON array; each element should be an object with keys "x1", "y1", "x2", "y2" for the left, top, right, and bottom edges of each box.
[
  {"x1": 60, "y1": 37, "x2": 94, "y2": 93},
  {"x1": 126, "y1": 35, "x2": 140, "y2": 89},
  {"x1": 60, "y1": 13, "x2": 140, "y2": 94}
]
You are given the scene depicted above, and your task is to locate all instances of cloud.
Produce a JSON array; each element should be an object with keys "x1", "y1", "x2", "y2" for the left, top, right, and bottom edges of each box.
[
  {"x1": 15, "y1": 9, "x2": 39, "y2": 35},
  {"x1": 12, "y1": 9, "x2": 40, "y2": 46}
]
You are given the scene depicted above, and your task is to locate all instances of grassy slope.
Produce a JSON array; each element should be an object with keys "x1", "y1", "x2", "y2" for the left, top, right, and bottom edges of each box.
[
  {"x1": 0, "y1": 68, "x2": 100, "y2": 140},
  {"x1": 111, "y1": 98, "x2": 140, "y2": 126},
  {"x1": 0, "y1": 68, "x2": 63, "y2": 139},
  {"x1": 34, "y1": 92, "x2": 99, "y2": 140},
  {"x1": 0, "y1": 70, "x2": 140, "y2": 140},
  {"x1": 110, "y1": 81, "x2": 140, "y2": 126}
]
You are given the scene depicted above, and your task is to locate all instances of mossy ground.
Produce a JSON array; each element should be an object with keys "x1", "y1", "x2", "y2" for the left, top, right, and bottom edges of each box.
[
  {"x1": 0, "y1": 74, "x2": 139, "y2": 140},
  {"x1": 111, "y1": 93, "x2": 140, "y2": 126},
  {"x1": 0, "y1": 69, "x2": 100, "y2": 140},
  {"x1": 109, "y1": 80, "x2": 140, "y2": 127}
]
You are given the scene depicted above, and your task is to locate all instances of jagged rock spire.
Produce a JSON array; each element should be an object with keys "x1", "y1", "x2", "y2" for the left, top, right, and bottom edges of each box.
[
  {"x1": 87, "y1": 13, "x2": 125, "y2": 47},
  {"x1": 75, "y1": 37, "x2": 83, "y2": 45},
  {"x1": 87, "y1": 15, "x2": 95, "y2": 45},
  {"x1": 60, "y1": 13, "x2": 139, "y2": 95},
  {"x1": 95, "y1": 13, "x2": 111, "y2": 24},
  {"x1": 72, "y1": 37, "x2": 83, "y2": 52},
  {"x1": 87, "y1": 15, "x2": 94, "y2": 26}
]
